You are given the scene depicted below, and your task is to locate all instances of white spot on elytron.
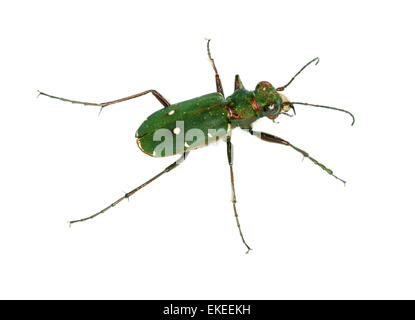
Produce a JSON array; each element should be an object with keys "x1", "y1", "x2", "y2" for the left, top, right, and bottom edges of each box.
[
  {"x1": 269, "y1": 105, "x2": 274, "y2": 110},
  {"x1": 168, "y1": 110, "x2": 175, "y2": 116},
  {"x1": 173, "y1": 127, "x2": 181, "y2": 135},
  {"x1": 263, "y1": 87, "x2": 266, "y2": 91},
  {"x1": 208, "y1": 133, "x2": 213, "y2": 138},
  {"x1": 185, "y1": 142, "x2": 190, "y2": 148}
]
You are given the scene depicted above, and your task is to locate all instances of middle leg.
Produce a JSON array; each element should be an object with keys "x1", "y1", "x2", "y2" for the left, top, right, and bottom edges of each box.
[
  {"x1": 206, "y1": 39, "x2": 225, "y2": 97},
  {"x1": 226, "y1": 132, "x2": 252, "y2": 253}
]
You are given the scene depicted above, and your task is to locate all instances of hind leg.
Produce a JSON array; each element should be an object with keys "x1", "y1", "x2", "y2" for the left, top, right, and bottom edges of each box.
[
  {"x1": 69, "y1": 152, "x2": 189, "y2": 225},
  {"x1": 38, "y1": 89, "x2": 171, "y2": 109}
]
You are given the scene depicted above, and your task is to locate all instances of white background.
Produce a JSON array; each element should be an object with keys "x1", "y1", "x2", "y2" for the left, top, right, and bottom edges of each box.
[{"x1": 1, "y1": 0, "x2": 414, "y2": 299}]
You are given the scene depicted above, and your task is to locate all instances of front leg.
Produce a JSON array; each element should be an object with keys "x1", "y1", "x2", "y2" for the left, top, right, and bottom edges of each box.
[
  {"x1": 249, "y1": 129, "x2": 346, "y2": 184},
  {"x1": 234, "y1": 75, "x2": 244, "y2": 91}
]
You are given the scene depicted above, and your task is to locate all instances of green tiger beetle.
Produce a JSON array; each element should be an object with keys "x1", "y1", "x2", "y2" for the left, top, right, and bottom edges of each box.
[{"x1": 38, "y1": 40, "x2": 354, "y2": 253}]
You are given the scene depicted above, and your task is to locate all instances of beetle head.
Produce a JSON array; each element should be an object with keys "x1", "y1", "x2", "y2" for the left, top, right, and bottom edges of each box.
[{"x1": 254, "y1": 81, "x2": 294, "y2": 120}]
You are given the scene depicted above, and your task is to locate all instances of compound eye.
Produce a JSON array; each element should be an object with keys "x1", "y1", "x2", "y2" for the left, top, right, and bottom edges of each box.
[
  {"x1": 263, "y1": 104, "x2": 273, "y2": 112},
  {"x1": 264, "y1": 103, "x2": 280, "y2": 114}
]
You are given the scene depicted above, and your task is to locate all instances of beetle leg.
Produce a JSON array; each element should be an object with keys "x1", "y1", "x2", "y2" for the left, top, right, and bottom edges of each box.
[
  {"x1": 226, "y1": 134, "x2": 252, "y2": 253},
  {"x1": 206, "y1": 39, "x2": 224, "y2": 97},
  {"x1": 249, "y1": 130, "x2": 346, "y2": 184},
  {"x1": 69, "y1": 152, "x2": 189, "y2": 226},
  {"x1": 38, "y1": 89, "x2": 170, "y2": 109},
  {"x1": 234, "y1": 75, "x2": 244, "y2": 91}
]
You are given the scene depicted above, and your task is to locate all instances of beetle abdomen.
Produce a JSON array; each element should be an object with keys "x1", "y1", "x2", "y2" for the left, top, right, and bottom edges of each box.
[{"x1": 136, "y1": 92, "x2": 228, "y2": 157}]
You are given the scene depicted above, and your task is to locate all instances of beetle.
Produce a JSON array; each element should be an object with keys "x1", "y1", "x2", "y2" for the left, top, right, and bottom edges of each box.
[{"x1": 38, "y1": 40, "x2": 354, "y2": 253}]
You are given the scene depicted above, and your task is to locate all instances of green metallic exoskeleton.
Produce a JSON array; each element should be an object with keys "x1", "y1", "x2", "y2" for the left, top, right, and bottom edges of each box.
[
  {"x1": 38, "y1": 40, "x2": 354, "y2": 253},
  {"x1": 135, "y1": 81, "x2": 298, "y2": 158},
  {"x1": 136, "y1": 92, "x2": 228, "y2": 157}
]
